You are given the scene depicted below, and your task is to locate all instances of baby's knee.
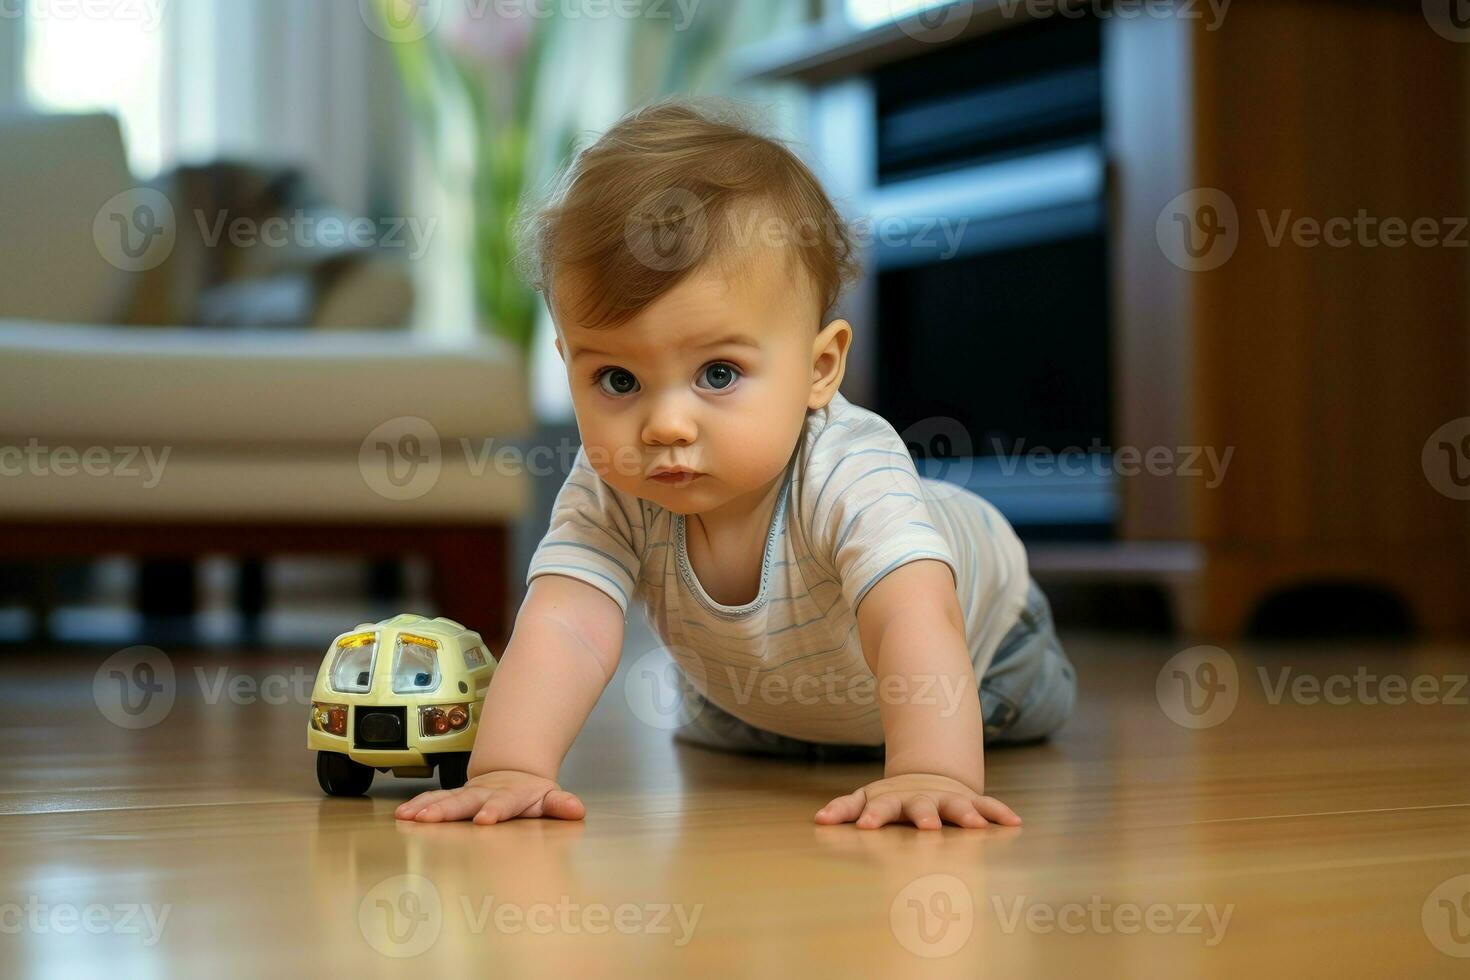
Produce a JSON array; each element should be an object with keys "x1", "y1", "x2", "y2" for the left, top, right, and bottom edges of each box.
[{"x1": 987, "y1": 646, "x2": 1077, "y2": 745}]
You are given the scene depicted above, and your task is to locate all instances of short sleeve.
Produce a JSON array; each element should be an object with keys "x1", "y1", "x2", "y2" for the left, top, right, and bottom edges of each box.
[
  {"x1": 526, "y1": 446, "x2": 645, "y2": 616},
  {"x1": 804, "y1": 414, "x2": 959, "y2": 614}
]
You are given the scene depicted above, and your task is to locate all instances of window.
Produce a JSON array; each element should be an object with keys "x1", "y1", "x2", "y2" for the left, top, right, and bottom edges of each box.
[
  {"x1": 22, "y1": 0, "x2": 166, "y2": 176},
  {"x1": 846, "y1": 0, "x2": 961, "y2": 29}
]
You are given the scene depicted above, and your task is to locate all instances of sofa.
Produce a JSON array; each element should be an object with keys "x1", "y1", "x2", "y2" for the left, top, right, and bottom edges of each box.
[{"x1": 0, "y1": 112, "x2": 533, "y2": 643}]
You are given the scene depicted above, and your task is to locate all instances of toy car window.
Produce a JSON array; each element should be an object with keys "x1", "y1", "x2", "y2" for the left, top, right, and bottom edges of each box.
[
  {"x1": 329, "y1": 637, "x2": 377, "y2": 693},
  {"x1": 462, "y1": 645, "x2": 486, "y2": 669},
  {"x1": 392, "y1": 636, "x2": 440, "y2": 694}
]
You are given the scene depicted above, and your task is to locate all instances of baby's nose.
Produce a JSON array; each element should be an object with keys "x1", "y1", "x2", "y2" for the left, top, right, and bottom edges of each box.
[{"x1": 641, "y1": 399, "x2": 697, "y2": 446}]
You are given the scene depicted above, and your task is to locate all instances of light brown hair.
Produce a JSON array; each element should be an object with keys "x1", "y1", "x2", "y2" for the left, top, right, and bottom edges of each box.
[{"x1": 515, "y1": 98, "x2": 860, "y2": 331}]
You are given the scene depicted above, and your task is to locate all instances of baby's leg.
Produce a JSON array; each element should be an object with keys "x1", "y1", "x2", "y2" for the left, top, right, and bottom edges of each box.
[
  {"x1": 667, "y1": 580, "x2": 1076, "y2": 758},
  {"x1": 979, "y1": 580, "x2": 1078, "y2": 744}
]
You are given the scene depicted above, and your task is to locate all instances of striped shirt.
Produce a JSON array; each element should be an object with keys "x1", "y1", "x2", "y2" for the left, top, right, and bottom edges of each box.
[{"x1": 525, "y1": 391, "x2": 1031, "y2": 745}]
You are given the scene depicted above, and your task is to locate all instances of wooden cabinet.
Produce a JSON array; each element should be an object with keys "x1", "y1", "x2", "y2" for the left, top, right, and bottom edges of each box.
[
  {"x1": 1174, "y1": 2, "x2": 1469, "y2": 633},
  {"x1": 744, "y1": 1, "x2": 1470, "y2": 636}
]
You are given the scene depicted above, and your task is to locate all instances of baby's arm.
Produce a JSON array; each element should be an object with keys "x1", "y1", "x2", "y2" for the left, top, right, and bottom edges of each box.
[
  {"x1": 813, "y1": 558, "x2": 1021, "y2": 830},
  {"x1": 395, "y1": 573, "x2": 624, "y2": 824}
]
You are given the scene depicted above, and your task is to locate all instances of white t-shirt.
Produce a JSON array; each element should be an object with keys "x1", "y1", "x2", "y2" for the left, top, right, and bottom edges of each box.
[{"x1": 525, "y1": 391, "x2": 1031, "y2": 745}]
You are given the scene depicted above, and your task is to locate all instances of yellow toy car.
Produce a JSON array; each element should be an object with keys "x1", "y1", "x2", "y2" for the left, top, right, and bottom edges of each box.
[{"x1": 307, "y1": 614, "x2": 496, "y2": 796}]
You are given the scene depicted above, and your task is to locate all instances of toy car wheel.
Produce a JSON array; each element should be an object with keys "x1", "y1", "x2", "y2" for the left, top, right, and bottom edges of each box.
[
  {"x1": 317, "y1": 751, "x2": 374, "y2": 796},
  {"x1": 438, "y1": 753, "x2": 471, "y2": 790}
]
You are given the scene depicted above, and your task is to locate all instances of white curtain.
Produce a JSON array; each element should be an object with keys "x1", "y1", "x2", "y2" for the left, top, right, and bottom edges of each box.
[
  {"x1": 16, "y1": 0, "x2": 409, "y2": 217},
  {"x1": 0, "y1": 11, "x2": 22, "y2": 106},
  {"x1": 12, "y1": 0, "x2": 483, "y2": 343},
  {"x1": 160, "y1": 0, "x2": 460, "y2": 340},
  {"x1": 162, "y1": 0, "x2": 410, "y2": 219}
]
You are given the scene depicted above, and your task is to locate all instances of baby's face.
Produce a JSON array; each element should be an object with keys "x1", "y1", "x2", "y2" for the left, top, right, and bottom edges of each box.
[{"x1": 555, "y1": 244, "x2": 828, "y2": 516}]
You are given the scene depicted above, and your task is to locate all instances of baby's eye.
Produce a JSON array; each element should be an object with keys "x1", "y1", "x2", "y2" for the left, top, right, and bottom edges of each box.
[
  {"x1": 696, "y1": 362, "x2": 740, "y2": 391},
  {"x1": 596, "y1": 367, "x2": 640, "y2": 396}
]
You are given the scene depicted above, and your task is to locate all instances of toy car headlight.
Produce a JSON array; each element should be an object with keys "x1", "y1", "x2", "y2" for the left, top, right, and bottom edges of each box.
[
  {"x1": 311, "y1": 702, "x2": 348, "y2": 737},
  {"x1": 392, "y1": 632, "x2": 441, "y2": 694},
  {"x1": 420, "y1": 703, "x2": 471, "y2": 737},
  {"x1": 329, "y1": 632, "x2": 377, "y2": 693}
]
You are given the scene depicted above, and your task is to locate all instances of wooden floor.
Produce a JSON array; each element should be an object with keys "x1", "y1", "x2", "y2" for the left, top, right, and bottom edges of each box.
[{"x1": 2, "y1": 625, "x2": 1468, "y2": 978}]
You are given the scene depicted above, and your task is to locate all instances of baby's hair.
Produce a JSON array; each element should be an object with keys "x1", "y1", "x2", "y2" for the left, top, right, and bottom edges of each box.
[{"x1": 514, "y1": 97, "x2": 861, "y2": 331}]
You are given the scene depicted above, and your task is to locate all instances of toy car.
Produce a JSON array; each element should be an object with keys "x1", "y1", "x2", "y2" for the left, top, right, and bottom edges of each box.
[{"x1": 308, "y1": 614, "x2": 496, "y2": 796}]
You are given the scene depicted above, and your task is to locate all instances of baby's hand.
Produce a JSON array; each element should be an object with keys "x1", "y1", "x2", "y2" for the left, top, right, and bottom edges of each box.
[
  {"x1": 395, "y1": 769, "x2": 586, "y2": 825},
  {"x1": 814, "y1": 773, "x2": 1021, "y2": 830}
]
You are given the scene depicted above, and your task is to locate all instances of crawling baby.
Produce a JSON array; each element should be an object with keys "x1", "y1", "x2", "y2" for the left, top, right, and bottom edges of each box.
[{"x1": 397, "y1": 99, "x2": 1076, "y2": 831}]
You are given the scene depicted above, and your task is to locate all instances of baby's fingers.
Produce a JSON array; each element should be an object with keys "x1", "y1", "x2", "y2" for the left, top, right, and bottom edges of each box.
[
  {"x1": 537, "y1": 789, "x2": 587, "y2": 821},
  {"x1": 937, "y1": 795, "x2": 988, "y2": 828},
  {"x1": 814, "y1": 788, "x2": 868, "y2": 824},
  {"x1": 856, "y1": 794, "x2": 903, "y2": 829},
  {"x1": 901, "y1": 795, "x2": 943, "y2": 830},
  {"x1": 973, "y1": 795, "x2": 1022, "y2": 826},
  {"x1": 474, "y1": 787, "x2": 586, "y2": 824},
  {"x1": 410, "y1": 788, "x2": 492, "y2": 823},
  {"x1": 471, "y1": 787, "x2": 542, "y2": 825},
  {"x1": 395, "y1": 789, "x2": 451, "y2": 821}
]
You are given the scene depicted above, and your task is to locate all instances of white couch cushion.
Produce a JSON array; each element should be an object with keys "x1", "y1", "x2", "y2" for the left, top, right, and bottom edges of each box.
[
  {"x1": 0, "y1": 450, "x2": 529, "y2": 523},
  {"x1": 0, "y1": 113, "x2": 134, "y2": 324},
  {"x1": 0, "y1": 322, "x2": 532, "y2": 443}
]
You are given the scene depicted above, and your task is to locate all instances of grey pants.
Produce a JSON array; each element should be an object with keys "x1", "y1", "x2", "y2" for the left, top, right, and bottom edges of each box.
[{"x1": 671, "y1": 579, "x2": 1077, "y2": 761}]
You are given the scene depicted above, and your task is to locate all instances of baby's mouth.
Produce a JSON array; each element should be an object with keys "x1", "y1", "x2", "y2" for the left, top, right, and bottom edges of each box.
[{"x1": 648, "y1": 467, "x2": 702, "y2": 487}]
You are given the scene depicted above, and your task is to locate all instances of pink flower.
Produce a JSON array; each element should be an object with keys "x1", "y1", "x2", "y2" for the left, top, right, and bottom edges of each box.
[{"x1": 444, "y1": 0, "x2": 534, "y2": 74}]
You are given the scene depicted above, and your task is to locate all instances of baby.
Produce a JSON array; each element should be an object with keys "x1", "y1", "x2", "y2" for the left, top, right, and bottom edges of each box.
[{"x1": 396, "y1": 100, "x2": 1076, "y2": 831}]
